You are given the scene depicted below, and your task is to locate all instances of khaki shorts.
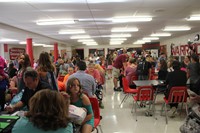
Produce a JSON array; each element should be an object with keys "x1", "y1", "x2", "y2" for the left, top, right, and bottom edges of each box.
[{"x1": 112, "y1": 67, "x2": 120, "y2": 78}]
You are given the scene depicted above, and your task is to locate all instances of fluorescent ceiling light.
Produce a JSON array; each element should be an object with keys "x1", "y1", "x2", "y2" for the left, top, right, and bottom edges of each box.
[
  {"x1": 86, "y1": 43, "x2": 98, "y2": 46},
  {"x1": 163, "y1": 26, "x2": 191, "y2": 31},
  {"x1": 110, "y1": 43, "x2": 122, "y2": 45},
  {"x1": 70, "y1": 35, "x2": 91, "y2": 39},
  {"x1": 133, "y1": 41, "x2": 145, "y2": 44},
  {"x1": 102, "y1": 34, "x2": 131, "y2": 38},
  {"x1": 112, "y1": 16, "x2": 152, "y2": 23},
  {"x1": 133, "y1": 40, "x2": 151, "y2": 44},
  {"x1": 150, "y1": 33, "x2": 171, "y2": 37},
  {"x1": 58, "y1": 29, "x2": 85, "y2": 34},
  {"x1": 82, "y1": 42, "x2": 97, "y2": 44},
  {"x1": 19, "y1": 41, "x2": 35, "y2": 44},
  {"x1": 186, "y1": 15, "x2": 200, "y2": 21},
  {"x1": 77, "y1": 39, "x2": 94, "y2": 42},
  {"x1": 111, "y1": 27, "x2": 138, "y2": 32},
  {"x1": 36, "y1": 19, "x2": 75, "y2": 25},
  {"x1": 33, "y1": 43, "x2": 45, "y2": 46},
  {"x1": 0, "y1": 38, "x2": 18, "y2": 42},
  {"x1": 82, "y1": 41, "x2": 96, "y2": 44},
  {"x1": 110, "y1": 38, "x2": 127, "y2": 41},
  {"x1": 143, "y1": 37, "x2": 159, "y2": 40},
  {"x1": 43, "y1": 44, "x2": 54, "y2": 47},
  {"x1": 110, "y1": 41, "x2": 124, "y2": 43},
  {"x1": 19, "y1": 41, "x2": 26, "y2": 44}
]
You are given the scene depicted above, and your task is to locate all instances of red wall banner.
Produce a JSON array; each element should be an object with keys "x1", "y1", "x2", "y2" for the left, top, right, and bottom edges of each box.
[{"x1": 9, "y1": 48, "x2": 25, "y2": 60}]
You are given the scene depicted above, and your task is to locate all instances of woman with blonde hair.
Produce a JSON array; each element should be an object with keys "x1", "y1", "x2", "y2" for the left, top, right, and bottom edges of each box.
[{"x1": 12, "y1": 89, "x2": 73, "y2": 133}]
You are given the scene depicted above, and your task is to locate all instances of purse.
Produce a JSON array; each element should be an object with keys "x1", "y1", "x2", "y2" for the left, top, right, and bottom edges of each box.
[{"x1": 180, "y1": 104, "x2": 200, "y2": 133}]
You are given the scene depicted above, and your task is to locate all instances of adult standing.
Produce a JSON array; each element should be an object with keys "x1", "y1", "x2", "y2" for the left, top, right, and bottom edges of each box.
[
  {"x1": 187, "y1": 54, "x2": 200, "y2": 93},
  {"x1": 36, "y1": 52, "x2": 58, "y2": 90},
  {"x1": 17, "y1": 53, "x2": 31, "y2": 92},
  {"x1": 112, "y1": 53, "x2": 129, "y2": 91}
]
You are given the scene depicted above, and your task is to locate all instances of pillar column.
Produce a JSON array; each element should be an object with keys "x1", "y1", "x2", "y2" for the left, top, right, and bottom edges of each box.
[
  {"x1": 54, "y1": 42, "x2": 58, "y2": 62},
  {"x1": 26, "y1": 38, "x2": 34, "y2": 67},
  {"x1": 3, "y1": 44, "x2": 9, "y2": 62}
]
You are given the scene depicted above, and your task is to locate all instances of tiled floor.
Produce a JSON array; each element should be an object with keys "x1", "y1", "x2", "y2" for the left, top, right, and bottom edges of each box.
[{"x1": 96, "y1": 79, "x2": 186, "y2": 133}]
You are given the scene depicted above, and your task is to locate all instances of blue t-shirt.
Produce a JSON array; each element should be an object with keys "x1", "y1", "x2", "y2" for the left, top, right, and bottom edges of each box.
[{"x1": 12, "y1": 117, "x2": 73, "y2": 133}]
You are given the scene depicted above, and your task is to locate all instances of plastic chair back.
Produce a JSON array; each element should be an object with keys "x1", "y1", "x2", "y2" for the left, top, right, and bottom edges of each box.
[
  {"x1": 137, "y1": 86, "x2": 154, "y2": 101},
  {"x1": 122, "y1": 77, "x2": 131, "y2": 93},
  {"x1": 168, "y1": 86, "x2": 187, "y2": 103},
  {"x1": 89, "y1": 97, "x2": 100, "y2": 120}
]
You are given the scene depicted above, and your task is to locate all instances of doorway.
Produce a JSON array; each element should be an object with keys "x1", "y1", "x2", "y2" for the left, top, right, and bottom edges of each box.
[{"x1": 75, "y1": 49, "x2": 84, "y2": 60}]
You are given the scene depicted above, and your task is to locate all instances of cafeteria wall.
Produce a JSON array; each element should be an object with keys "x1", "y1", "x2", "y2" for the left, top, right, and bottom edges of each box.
[
  {"x1": 0, "y1": 44, "x2": 72, "y2": 62},
  {"x1": 161, "y1": 31, "x2": 200, "y2": 56},
  {"x1": 72, "y1": 44, "x2": 142, "y2": 58}
]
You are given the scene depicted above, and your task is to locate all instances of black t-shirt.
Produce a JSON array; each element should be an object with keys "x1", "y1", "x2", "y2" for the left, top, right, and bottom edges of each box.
[
  {"x1": 21, "y1": 81, "x2": 52, "y2": 109},
  {"x1": 8, "y1": 68, "x2": 17, "y2": 79}
]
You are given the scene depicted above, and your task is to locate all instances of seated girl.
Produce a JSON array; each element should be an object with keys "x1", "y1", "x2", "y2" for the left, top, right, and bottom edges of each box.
[
  {"x1": 12, "y1": 89, "x2": 73, "y2": 133},
  {"x1": 66, "y1": 78, "x2": 94, "y2": 133}
]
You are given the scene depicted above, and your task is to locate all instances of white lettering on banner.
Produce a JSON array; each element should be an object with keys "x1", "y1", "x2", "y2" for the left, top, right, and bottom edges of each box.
[{"x1": 9, "y1": 48, "x2": 25, "y2": 60}]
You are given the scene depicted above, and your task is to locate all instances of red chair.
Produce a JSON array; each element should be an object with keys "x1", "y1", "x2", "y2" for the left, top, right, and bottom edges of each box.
[
  {"x1": 89, "y1": 97, "x2": 103, "y2": 133},
  {"x1": 119, "y1": 77, "x2": 138, "y2": 107},
  {"x1": 58, "y1": 75, "x2": 65, "y2": 82},
  {"x1": 161, "y1": 86, "x2": 188, "y2": 124},
  {"x1": 131, "y1": 86, "x2": 155, "y2": 121}
]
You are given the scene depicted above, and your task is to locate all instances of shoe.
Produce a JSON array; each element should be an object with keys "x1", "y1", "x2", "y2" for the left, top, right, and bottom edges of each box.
[
  {"x1": 117, "y1": 87, "x2": 123, "y2": 91},
  {"x1": 114, "y1": 87, "x2": 121, "y2": 91},
  {"x1": 145, "y1": 110, "x2": 153, "y2": 117},
  {"x1": 168, "y1": 107, "x2": 177, "y2": 118},
  {"x1": 114, "y1": 87, "x2": 119, "y2": 91},
  {"x1": 99, "y1": 102, "x2": 104, "y2": 109}
]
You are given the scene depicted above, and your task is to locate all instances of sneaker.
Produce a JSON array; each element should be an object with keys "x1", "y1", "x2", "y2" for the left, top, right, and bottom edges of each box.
[
  {"x1": 145, "y1": 110, "x2": 153, "y2": 117},
  {"x1": 168, "y1": 107, "x2": 177, "y2": 118},
  {"x1": 99, "y1": 102, "x2": 104, "y2": 109},
  {"x1": 117, "y1": 87, "x2": 122, "y2": 91},
  {"x1": 114, "y1": 87, "x2": 119, "y2": 91}
]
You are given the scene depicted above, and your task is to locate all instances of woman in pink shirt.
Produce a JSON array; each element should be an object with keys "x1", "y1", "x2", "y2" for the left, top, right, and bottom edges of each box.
[
  {"x1": 124, "y1": 58, "x2": 137, "y2": 89},
  {"x1": 85, "y1": 63, "x2": 101, "y2": 84}
]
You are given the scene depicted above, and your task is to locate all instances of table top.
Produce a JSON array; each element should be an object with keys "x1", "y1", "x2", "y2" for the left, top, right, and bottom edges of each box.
[{"x1": 133, "y1": 80, "x2": 165, "y2": 87}]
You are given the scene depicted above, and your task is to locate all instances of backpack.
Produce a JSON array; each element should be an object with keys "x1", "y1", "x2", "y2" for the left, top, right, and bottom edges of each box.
[{"x1": 137, "y1": 60, "x2": 149, "y2": 75}]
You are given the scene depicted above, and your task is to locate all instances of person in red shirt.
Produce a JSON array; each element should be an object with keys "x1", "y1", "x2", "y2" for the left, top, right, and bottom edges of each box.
[{"x1": 112, "y1": 53, "x2": 129, "y2": 91}]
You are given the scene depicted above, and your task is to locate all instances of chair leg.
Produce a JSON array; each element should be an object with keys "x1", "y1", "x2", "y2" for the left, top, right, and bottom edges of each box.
[
  {"x1": 124, "y1": 94, "x2": 130, "y2": 102},
  {"x1": 135, "y1": 101, "x2": 137, "y2": 121},
  {"x1": 119, "y1": 94, "x2": 127, "y2": 107},
  {"x1": 185, "y1": 103, "x2": 188, "y2": 116},
  {"x1": 95, "y1": 127, "x2": 99, "y2": 133},
  {"x1": 179, "y1": 102, "x2": 184, "y2": 116},
  {"x1": 161, "y1": 103, "x2": 164, "y2": 116},
  {"x1": 131, "y1": 100, "x2": 134, "y2": 113},
  {"x1": 99, "y1": 125, "x2": 103, "y2": 133},
  {"x1": 164, "y1": 103, "x2": 168, "y2": 124},
  {"x1": 152, "y1": 101, "x2": 157, "y2": 120}
]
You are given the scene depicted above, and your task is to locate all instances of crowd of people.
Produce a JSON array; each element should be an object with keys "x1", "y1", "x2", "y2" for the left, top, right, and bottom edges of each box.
[{"x1": 0, "y1": 48, "x2": 200, "y2": 132}]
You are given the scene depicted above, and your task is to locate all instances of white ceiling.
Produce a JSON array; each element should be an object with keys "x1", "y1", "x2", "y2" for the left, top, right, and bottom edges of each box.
[{"x1": 0, "y1": 0, "x2": 200, "y2": 46}]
